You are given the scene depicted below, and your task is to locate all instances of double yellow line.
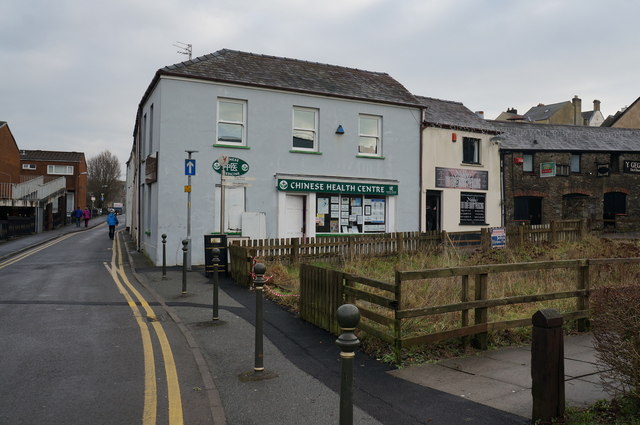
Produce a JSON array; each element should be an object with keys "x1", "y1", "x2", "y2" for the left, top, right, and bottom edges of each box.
[
  {"x1": 0, "y1": 233, "x2": 76, "y2": 270},
  {"x1": 105, "y1": 232, "x2": 184, "y2": 425}
]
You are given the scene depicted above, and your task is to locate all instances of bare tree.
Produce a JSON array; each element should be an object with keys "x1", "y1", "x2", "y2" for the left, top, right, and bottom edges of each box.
[{"x1": 87, "y1": 151, "x2": 121, "y2": 209}]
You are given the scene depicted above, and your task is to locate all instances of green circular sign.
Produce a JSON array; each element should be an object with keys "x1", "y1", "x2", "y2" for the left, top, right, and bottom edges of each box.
[{"x1": 212, "y1": 157, "x2": 250, "y2": 176}]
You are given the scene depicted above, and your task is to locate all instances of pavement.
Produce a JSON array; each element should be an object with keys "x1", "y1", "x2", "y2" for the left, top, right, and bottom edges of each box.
[{"x1": 1, "y1": 224, "x2": 617, "y2": 424}]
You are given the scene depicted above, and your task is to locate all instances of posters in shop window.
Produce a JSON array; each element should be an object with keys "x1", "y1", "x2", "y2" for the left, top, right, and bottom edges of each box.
[{"x1": 460, "y1": 192, "x2": 486, "y2": 225}]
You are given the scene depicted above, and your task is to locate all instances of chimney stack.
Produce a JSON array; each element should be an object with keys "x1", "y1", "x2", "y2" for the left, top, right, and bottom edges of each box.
[
  {"x1": 475, "y1": 111, "x2": 485, "y2": 119},
  {"x1": 593, "y1": 99, "x2": 601, "y2": 112},
  {"x1": 572, "y1": 95, "x2": 582, "y2": 125}
]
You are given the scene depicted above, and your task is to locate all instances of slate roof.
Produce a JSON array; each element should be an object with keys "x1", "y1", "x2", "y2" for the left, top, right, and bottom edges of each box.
[
  {"x1": 157, "y1": 49, "x2": 421, "y2": 107},
  {"x1": 417, "y1": 96, "x2": 497, "y2": 133},
  {"x1": 20, "y1": 150, "x2": 86, "y2": 162},
  {"x1": 491, "y1": 120, "x2": 640, "y2": 152},
  {"x1": 523, "y1": 101, "x2": 570, "y2": 122}
]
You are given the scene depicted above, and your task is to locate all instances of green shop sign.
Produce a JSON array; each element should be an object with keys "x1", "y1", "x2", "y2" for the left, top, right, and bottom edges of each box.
[
  {"x1": 212, "y1": 157, "x2": 250, "y2": 176},
  {"x1": 277, "y1": 178, "x2": 398, "y2": 196}
]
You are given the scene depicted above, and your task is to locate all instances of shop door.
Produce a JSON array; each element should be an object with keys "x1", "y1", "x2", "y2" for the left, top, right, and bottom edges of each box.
[
  {"x1": 285, "y1": 195, "x2": 305, "y2": 238},
  {"x1": 514, "y1": 197, "x2": 542, "y2": 225},
  {"x1": 603, "y1": 192, "x2": 626, "y2": 229},
  {"x1": 426, "y1": 191, "x2": 441, "y2": 231}
]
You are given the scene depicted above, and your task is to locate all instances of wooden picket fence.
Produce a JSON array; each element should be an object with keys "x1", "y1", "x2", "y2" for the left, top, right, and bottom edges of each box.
[
  {"x1": 503, "y1": 219, "x2": 586, "y2": 246},
  {"x1": 228, "y1": 220, "x2": 589, "y2": 292},
  {"x1": 298, "y1": 257, "x2": 640, "y2": 363},
  {"x1": 228, "y1": 221, "x2": 587, "y2": 273},
  {"x1": 230, "y1": 231, "x2": 442, "y2": 266}
]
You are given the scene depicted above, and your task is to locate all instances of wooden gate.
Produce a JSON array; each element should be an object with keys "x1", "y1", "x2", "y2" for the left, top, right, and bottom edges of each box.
[{"x1": 299, "y1": 264, "x2": 344, "y2": 335}]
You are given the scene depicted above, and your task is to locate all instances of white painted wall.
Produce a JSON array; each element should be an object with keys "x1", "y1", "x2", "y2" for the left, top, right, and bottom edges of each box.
[
  {"x1": 136, "y1": 76, "x2": 422, "y2": 265},
  {"x1": 421, "y1": 127, "x2": 502, "y2": 232}
]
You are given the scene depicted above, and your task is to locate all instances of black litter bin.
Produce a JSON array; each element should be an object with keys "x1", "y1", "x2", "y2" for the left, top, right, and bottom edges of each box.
[{"x1": 204, "y1": 234, "x2": 228, "y2": 277}]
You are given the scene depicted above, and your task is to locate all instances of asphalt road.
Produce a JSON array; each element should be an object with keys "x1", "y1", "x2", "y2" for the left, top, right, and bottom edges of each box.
[{"x1": 0, "y1": 224, "x2": 213, "y2": 425}]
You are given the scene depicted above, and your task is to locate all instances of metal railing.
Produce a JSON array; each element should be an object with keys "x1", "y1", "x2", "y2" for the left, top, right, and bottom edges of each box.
[{"x1": 0, "y1": 182, "x2": 12, "y2": 199}]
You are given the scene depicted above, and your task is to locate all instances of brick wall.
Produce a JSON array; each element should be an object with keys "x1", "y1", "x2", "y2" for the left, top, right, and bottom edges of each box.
[{"x1": 0, "y1": 126, "x2": 20, "y2": 183}]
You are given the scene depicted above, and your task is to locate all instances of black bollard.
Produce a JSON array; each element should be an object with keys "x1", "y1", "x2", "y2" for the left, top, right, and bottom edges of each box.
[
  {"x1": 336, "y1": 304, "x2": 360, "y2": 425},
  {"x1": 531, "y1": 309, "x2": 565, "y2": 423},
  {"x1": 161, "y1": 234, "x2": 167, "y2": 280},
  {"x1": 181, "y1": 239, "x2": 188, "y2": 295},
  {"x1": 212, "y1": 248, "x2": 220, "y2": 321},
  {"x1": 253, "y1": 263, "x2": 266, "y2": 372}
]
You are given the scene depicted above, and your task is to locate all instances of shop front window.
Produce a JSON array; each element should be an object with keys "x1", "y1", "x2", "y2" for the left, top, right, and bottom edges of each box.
[
  {"x1": 460, "y1": 192, "x2": 486, "y2": 225},
  {"x1": 315, "y1": 193, "x2": 386, "y2": 234}
]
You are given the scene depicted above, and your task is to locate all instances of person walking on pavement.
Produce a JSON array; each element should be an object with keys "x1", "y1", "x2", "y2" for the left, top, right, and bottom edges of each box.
[
  {"x1": 82, "y1": 207, "x2": 91, "y2": 227},
  {"x1": 106, "y1": 209, "x2": 118, "y2": 240},
  {"x1": 73, "y1": 207, "x2": 83, "y2": 227}
]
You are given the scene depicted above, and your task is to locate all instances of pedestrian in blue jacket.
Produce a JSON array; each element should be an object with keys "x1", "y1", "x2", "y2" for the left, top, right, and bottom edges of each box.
[{"x1": 106, "y1": 209, "x2": 119, "y2": 240}]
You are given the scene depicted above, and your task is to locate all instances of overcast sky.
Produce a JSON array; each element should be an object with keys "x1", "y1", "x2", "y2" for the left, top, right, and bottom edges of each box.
[{"x1": 2, "y1": 0, "x2": 639, "y2": 175}]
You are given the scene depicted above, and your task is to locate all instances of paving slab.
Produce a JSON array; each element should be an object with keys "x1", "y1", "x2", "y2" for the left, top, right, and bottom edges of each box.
[
  {"x1": 565, "y1": 377, "x2": 611, "y2": 407},
  {"x1": 564, "y1": 358, "x2": 601, "y2": 378},
  {"x1": 481, "y1": 388, "x2": 532, "y2": 419},
  {"x1": 390, "y1": 333, "x2": 616, "y2": 419}
]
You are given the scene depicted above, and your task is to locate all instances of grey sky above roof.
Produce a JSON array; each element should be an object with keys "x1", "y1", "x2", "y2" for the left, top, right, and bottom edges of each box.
[
  {"x1": 2, "y1": 0, "x2": 640, "y2": 172},
  {"x1": 492, "y1": 121, "x2": 640, "y2": 152},
  {"x1": 160, "y1": 49, "x2": 421, "y2": 107},
  {"x1": 417, "y1": 96, "x2": 496, "y2": 132}
]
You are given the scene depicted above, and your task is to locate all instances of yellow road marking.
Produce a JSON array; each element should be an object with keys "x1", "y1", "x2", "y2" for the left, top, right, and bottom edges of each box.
[
  {"x1": 0, "y1": 233, "x2": 76, "y2": 270},
  {"x1": 104, "y1": 262, "x2": 158, "y2": 425},
  {"x1": 110, "y1": 233, "x2": 184, "y2": 425}
]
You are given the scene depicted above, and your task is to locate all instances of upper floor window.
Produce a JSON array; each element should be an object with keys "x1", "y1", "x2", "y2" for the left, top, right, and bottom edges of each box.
[
  {"x1": 48, "y1": 165, "x2": 73, "y2": 175},
  {"x1": 522, "y1": 153, "x2": 533, "y2": 173},
  {"x1": 570, "y1": 153, "x2": 581, "y2": 173},
  {"x1": 217, "y1": 99, "x2": 246, "y2": 145},
  {"x1": 292, "y1": 107, "x2": 318, "y2": 151},
  {"x1": 142, "y1": 113, "x2": 147, "y2": 155},
  {"x1": 462, "y1": 137, "x2": 480, "y2": 164},
  {"x1": 610, "y1": 153, "x2": 620, "y2": 173},
  {"x1": 148, "y1": 104, "x2": 154, "y2": 154},
  {"x1": 22, "y1": 164, "x2": 36, "y2": 170},
  {"x1": 358, "y1": 115, "x2": 381, "y2": 155}
]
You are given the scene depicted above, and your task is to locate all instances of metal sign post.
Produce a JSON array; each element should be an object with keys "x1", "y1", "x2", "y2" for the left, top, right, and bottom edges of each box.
[
  {"x1": 185, "y1": 150, "x2": 198, "y2": 270},
  {"x1": 216, "y1": 155, "x2": 229, "y2": 234}
]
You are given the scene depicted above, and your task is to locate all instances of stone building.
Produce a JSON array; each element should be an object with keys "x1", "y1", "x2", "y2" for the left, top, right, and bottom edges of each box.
[
  {"x1": 496, "y1": 96, "x2": 604, "y2": 126},
  {"x1": 493, "y1": 121, "x2": 640, "y2": 230}
]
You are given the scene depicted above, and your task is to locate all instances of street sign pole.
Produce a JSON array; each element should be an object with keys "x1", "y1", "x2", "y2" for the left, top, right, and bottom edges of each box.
[
  {"x1": 185, "y1": 150, "x2": 198, "y2": 270},
  {"x1": 220, "y1": 167, "x2": 225, "y2": 234}
]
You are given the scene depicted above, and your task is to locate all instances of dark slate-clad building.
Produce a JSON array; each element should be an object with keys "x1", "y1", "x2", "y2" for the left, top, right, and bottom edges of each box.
[{"x1": 493, "y1": 121, "x2": 640, "y2": 229}]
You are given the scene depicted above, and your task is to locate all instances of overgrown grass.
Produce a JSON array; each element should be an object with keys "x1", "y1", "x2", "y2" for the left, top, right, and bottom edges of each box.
[
  {"x1": 260, "y1": 235, "x2": 640, "y2": 365},
  {"x1": 562, "y1": 396, "x2": 640, "y2": 425}
]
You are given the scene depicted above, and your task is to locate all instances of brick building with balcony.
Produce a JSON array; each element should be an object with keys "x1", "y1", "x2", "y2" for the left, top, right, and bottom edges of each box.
[{"x1": 19, "y1": 150, "x2": 88, "y2": 214}]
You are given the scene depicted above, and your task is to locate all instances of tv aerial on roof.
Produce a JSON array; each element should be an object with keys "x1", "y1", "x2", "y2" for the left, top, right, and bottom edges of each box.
[{"x1": 173, "y1": 42, "x2": 192, "y2": 60}]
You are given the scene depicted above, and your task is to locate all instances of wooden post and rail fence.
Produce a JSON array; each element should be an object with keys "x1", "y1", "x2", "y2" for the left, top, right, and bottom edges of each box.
[{"x1": 297, "y1": 257, "x2": 640, "y2": 363}]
